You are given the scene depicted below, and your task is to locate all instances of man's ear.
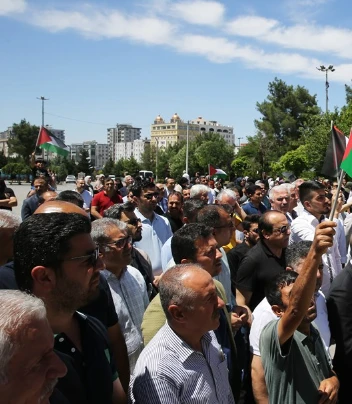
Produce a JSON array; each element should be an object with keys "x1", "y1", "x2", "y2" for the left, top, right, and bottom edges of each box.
[
  {"x1": 132, "y1": 196, "x2": 139, "y2": 206},
  {"x1": 271, "y1": 304, "x2": 284, "y2": 318},
  {"x1": 31, "y1": 266, "x2": 57, "y2": 292},
  {"x1": 262, "y1": 230, "x2": 271, "y2": 240},
  {"x1": 168, "y1": 304, "x2": 187, "y2": 324},
  {"x1": 180, "y1": 258, "x2": 192, "y2": 264}
]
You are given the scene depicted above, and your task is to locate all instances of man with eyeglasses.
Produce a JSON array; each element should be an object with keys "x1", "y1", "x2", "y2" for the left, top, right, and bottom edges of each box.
[
  {"x1": 103, "y1": 202, "x2": 157, "y2": 300},
  {"x1": 131, "y1": 181, "x2": 172, "y2": 279},
  {"x1": 91, "y1": 218, "x2": 149, "y2": 373},
  {"x1": 290, "y1": 180, "x2": 342, "y2": 296},
  {"x1": 236, "y1": 211, "x2": 290, "y2": 313},
  {"x1": 12, "y1": 208, "x2": 127, "y2": 403}
]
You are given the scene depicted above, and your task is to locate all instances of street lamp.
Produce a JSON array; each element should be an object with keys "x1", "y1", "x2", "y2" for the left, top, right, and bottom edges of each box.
[
  {"x1": 238, "y1": 137, "x2": 242, "y2": 149},
  {"x1": 316, "y1": 65, "x2": 335, "y2": 114},
  {"x1": 36, "y1": 96, "x2": 49, "y2": 127}
]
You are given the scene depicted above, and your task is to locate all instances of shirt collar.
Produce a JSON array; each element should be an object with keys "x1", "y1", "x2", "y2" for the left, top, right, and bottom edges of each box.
[
  {"x1": 295, "y1": 324, "x2": 319, "y2": 343},
  {"x1": 300, "y1": 209, "x2": 320, "y2": 226},
  {"x1": 135, "y1": 208, "x2": 156, "y2": 222}
]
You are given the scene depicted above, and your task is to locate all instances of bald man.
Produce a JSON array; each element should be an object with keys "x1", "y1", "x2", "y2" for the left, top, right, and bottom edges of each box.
[{"x1": 0, "y1": 200, "x2": 130, "y2": 395}]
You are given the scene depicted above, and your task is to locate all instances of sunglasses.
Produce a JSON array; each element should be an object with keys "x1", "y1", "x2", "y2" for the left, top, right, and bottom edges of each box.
[
  {"x1": 273, "y1": 224, "x2": 290, "y2": 234},
  {"x1": 144, "y1": 192, "x2": 159, "y2": 200},
  {"x1": 106, "y1": 235, "x2": 132, "y2": 249},
  {"x1": 251, "y1": 228, "x2": 259, "y2": 234},
  {"x1": 221, "y1": 204, "x2": 236, "y2": 217},
  {"x1": 126, "y1": 218, "x2": 141, "y2": 226},
  {"x1": 65, "y1": 247, "x2": 100, "y2": 267}
]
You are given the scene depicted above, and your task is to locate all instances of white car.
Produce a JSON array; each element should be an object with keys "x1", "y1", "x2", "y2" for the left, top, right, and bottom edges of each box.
[{"x1": 65, "y1": 175, "x2": 76, "y2": 183}]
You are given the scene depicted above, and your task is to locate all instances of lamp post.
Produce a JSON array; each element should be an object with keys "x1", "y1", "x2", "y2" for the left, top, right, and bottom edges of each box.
[
  {"x1": 316, "y1": 65, "x2": 335, "y2": 114},
  {"x1": 36, "y1": 96, "x2": 49, "y2": 127},
  {"x1": 238, "y1": 137, "x2": 242, "y2": 153}
]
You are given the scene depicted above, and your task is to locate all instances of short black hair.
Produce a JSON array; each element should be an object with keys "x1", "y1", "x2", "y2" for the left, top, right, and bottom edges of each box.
[
  {"x1": 14, "y1": 213, "x2": 91, "y2": 292},
  {"x1": 196, "y1": 205, "x2": 226, "y2": 227},
  {"x1": 242, "y1": 214, "x2": 260, "y2": 232},
  {"x1": 183, "y1": 199, "x2": 206, "y2": 223},
  {"x1": 168, "y1": 191, "x2": 183, "y2": 203},
  {"x1": 299, "y1": 181, "x2": 325, "y2": 204},
  {"x1": 247, "y1": 184, "x2": 261, "y2": 196},
  {"x1": 56, "y1": 191, "x2": 84, "y2": 208},
  {"x1": 171, "y1": 223, "x2": 213, "y2": 264},
  {"x1": 130, "y1": 180, "x2": 155, "y2": 198},
  {"x1": 266, "y1": 271, "x2": 298, "y2": 306},
  {"x1": 103, "y1": 201, "x2": 135, "y2": 219}
]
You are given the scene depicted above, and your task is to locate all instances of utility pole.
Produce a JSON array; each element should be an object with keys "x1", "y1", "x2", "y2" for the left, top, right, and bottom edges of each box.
[
  {"x1": 185, "y1": 121, "x2": 189, "y2": 175},
  {"x1": 36, "y1": 96, "x2": 49, "y2": 127},
  {"x1": 316, "y1": 65, "x2": 335, "y2": 114},
  {"x1": 238, "y1": 137, "x2": 242, "y2": 153}
]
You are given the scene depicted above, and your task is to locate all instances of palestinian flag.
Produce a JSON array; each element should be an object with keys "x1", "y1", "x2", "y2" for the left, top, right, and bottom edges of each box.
[
  {"x1": 321, "y1": 125, "x2": 348, "y2": 177},
  {"x1": 340, "y1": 129, "x2": 352, "y2": 177},
  {"x1": 209, "y1": 164, "x2": 227, "y2": 179},
  {"x1": 36, "y1": 126, "x2": 69, "y2": 157}
]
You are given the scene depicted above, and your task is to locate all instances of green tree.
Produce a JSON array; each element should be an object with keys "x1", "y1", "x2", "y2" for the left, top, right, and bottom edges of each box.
[
  {"x1": 114, "y1": 159, "x2": 127, "y2": 177},
  {"x1": 255, "y1": 78, "x2": 320, "y2": 153},
  {"x1": 270, "y1": 145, "x2": 309, "y2": 177},
  {"x1": 76, "y1": 149, "x2": 92, "y2": 176},
  {"x1": 103, "y1": 158, "x2": 115, "y2": 177},
  {"x1": 0, "y1": 150, "x2": 7, "y2": 168},
  {"x1": 7, "y1": 119, "x2": 40, "y2": 163},
  {"x1": 231, "y1": 156, "x2": 252, "y2": 177},
  {"x1": 345, "y1": 84, "x2": 352, "y2": 104},
  {"x1": 140, "y1": 144, "x2": 155, "y2": 171},
  {"x1": 123, "y1": 157, "x2": 141, "y2": 177}
]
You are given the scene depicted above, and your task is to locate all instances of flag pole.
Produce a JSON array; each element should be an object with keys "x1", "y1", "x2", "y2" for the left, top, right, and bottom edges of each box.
[{"x1": 329, "y1": 169, "x2": 345, "y2": 221}]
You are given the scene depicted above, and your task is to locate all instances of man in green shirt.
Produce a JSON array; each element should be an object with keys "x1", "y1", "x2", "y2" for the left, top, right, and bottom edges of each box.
[{"x1": 260, "y1": 221, "x2": 339, "y2": 403}]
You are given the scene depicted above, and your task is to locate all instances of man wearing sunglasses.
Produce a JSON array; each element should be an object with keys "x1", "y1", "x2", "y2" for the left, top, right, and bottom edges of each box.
[
  {"x1": 91, "y1": 218, "x2": 149, "y2": 373},
  {"x1": 103, "y1": 202, "x2": 157, "y2": 300},
  {"x1": 236, "y1": 211, "x2": 290, "y2": 313},
  {"x1": 12, "y1": 210, "x2": 127, "y2": 404},
  {"x1": 131, "y1": 181, "x2": 172, "y2": 279}
]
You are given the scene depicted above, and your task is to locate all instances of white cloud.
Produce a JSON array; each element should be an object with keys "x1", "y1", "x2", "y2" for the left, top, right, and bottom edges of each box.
[
  {"x1": 0, "y1": 0, "x2": 26, "y2": 15},
  {"x1": 31, "y1": 8, "x2": 176, "y2": 44},
  {"x1": 170, "y1": 0, "x2": 225, "y2": 26},
  {"x1": 225, "y1": 15, "x2": 352, "y2": 60},
  {"x1": 226, "y1": 16, "x2": 279, "y2": 37}
]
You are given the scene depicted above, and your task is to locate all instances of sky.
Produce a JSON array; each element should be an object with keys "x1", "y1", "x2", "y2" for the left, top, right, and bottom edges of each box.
[{"x1": 1, "y1": 0, "x2": 351, "y2": 146}]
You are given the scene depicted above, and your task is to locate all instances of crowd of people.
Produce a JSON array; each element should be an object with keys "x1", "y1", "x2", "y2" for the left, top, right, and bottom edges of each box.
[{"x1": 1, "y1": 164, "x2": 352, "y2": 403}]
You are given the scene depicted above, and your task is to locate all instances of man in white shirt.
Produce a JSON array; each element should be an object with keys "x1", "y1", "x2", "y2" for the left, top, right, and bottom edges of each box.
[
  {"x1": 289, "y1": 180, "x2": 342, "y2": 296},
  {"x1": 73, "y1": 178, "x2": 92, "y2": 212}
]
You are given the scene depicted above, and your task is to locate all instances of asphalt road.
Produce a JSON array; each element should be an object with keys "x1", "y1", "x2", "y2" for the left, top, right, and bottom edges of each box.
[{"x1": 7, "y1": 181, "x2": 76, "y2": 217}]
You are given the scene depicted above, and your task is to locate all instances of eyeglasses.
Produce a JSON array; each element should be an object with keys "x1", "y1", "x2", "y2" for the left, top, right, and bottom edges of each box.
[
  {"x1": 64, "y1": 247, "x2": 100, "y2": 267},
  {"x1": 213, "y1": 221, "x2": 234, "y2": 229},
  {"x1": 272, "y1": 224, "x2": 291, "y2": 234},
  {"x1": 221, "y1": 204, "x2": 236, "y2": 217},
  {"x1": 105, "y1": 235, "x2": 132, "y2": 249},
  {"x1": 250, "y1": 228, "x2": 259, "y2": 234},
  {"x1": 144, "y1": 192, "x2": 159, "y2": 200},
  {"x1": 126, "y1": 218, "x2": 141, "y2": 226}
]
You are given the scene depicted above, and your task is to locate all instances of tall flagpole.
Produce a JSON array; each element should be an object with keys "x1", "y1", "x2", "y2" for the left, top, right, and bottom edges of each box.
[
  {"x1": 185, "y1": 121, "x2": 189, "y2": 175},
  {"x1": 329, "y1": 169, "x2": 345, "y2": 220}
]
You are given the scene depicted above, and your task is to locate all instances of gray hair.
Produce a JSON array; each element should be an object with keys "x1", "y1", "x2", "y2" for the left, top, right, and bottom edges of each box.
[
  {"x1": 216, "y1": 189, "x2": 237, "y2": 203},
  {"x1": 190, "y1": 184, "x2": 209, "y2": 199},
  {"x1": 268, "y1": 184, "x2": 289, "y2": 201},
  {"x1": 159, "y1": 263, "x2": 203, "y2": 321},
  {"x1": 91, "y1": 218, "x2": 127, "y2": 246},
  {"x1": 0, "y1": 210, "x2": 21, "y2": 229},
  {"x1": 0, "y1": 290, "x2": 47, "y2": 384}
]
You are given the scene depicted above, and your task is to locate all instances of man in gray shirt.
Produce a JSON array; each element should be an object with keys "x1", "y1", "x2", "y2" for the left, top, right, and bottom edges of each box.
[{"x1": 260, "y1": 221, "x2": 339, "y2": 403}]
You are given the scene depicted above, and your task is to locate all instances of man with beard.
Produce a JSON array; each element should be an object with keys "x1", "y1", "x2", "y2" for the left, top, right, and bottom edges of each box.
[
  {"x1": 290, "y1": 181, "x2": 342, "y2": 296},
  {"x1": 104, "y1": 202, "x2": 157, "y2": 299},
  {"x1": 21, "y1": 178, "x2": 49, "y2": 219},
  {"x1": 165, "y1": 191, "x2": 184, "y2": 233},
  {"x1": 91, "y1": 219, "x2": 149, "y2": 373},
  {"x1": 13, "y1": 211, "x2": 127, "y2": 404},
  {"x1": 260, "y1": 222, "x2": 339, "y2": 403},
  {"x1": 0, "y1": 290, "x2": 67, "y2": 404},
  {"x1": 131, "y1": 181, "x2": 172, "y2": 278}
]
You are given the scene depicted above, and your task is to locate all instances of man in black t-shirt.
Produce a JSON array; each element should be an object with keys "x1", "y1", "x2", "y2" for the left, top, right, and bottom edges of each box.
[
  {"x1": 0, "y1": 179, "x2": 17, "y2": 211},
  {"x1": 30, "y1": 152, "x2": 51, "y2": 186}
]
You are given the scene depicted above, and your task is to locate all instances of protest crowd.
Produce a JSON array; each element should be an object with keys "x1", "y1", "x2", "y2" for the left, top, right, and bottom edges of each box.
[{"x1": 2, "y1": 162, "x2": 352, "y2": 404}]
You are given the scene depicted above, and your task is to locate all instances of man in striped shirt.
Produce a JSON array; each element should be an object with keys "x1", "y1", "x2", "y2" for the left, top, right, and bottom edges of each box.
[{"x1": 130, "y1": 264, "x2": 235, "y2": 403}]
